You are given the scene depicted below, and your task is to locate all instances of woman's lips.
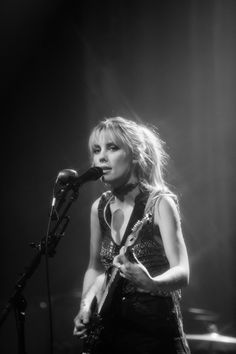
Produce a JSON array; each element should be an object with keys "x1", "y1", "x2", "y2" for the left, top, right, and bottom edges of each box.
[{"x1": 101, "y1": 167, "x2": 111, "y2": 173}]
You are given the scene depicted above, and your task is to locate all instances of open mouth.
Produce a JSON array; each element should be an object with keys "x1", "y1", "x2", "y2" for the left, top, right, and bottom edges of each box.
[
  {"x1": 100, "y1": 167, "x2": 112, "y2": 174},
  {"x1": 102, "y1": 168, "x2": 111, "y2": 172}
]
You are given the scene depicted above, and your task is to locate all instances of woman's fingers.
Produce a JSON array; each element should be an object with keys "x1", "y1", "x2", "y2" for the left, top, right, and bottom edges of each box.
[
  {"x1": 114, "y1": 253, "x2": 154, "y2": 290},
  {"x1": 73, "y1": 326, "x2": 87, "y2": 337},
  {"x1": 119, "y1": 266, "x2": 126, "y2": 278},
  {"x1": 113, "y1": 247, "x2": 129, "y2": 265},
  {"x1": 73, "y1": 311, "x2": 91, "y2": 337},
  {"x1": 119, "y1": 246, "x2": 126, "y2": 256},
  {"x1": 113, "y1": 254, "x2": 121, "y2": 268},
  {"x1": 73, "y1": 320, "x2": 86, "y2": 335}
]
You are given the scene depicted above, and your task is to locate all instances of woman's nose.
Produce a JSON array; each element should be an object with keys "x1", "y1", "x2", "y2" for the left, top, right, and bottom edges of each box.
[{"x1": 98, "y1": 149, "x2": 108, "y2": 162}]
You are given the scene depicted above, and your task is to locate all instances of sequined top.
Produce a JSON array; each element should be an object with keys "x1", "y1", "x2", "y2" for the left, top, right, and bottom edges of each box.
[{"x1": 97, "y1": 189, "x2": 172, "y2": 295}]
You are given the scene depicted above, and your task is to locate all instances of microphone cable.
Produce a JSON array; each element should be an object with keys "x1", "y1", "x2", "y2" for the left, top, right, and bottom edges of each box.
[{"x1": 44, "y1": 183, "x2": 58, "y2": 354}]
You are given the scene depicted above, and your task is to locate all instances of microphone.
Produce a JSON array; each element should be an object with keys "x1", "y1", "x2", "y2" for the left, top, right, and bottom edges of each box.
[{"x1": 56, "y1": 166, "x2": 104, "y2": 188}]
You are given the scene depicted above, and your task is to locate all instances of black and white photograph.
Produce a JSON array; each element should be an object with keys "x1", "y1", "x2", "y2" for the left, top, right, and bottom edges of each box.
[{"x1": 1, "y1": 1, "x2": 236, "y2": 353}]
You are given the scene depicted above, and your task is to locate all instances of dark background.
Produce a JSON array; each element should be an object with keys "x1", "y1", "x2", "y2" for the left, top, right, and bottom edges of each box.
[{"x1": 1, "y1": 1, "x2": 236, "y2": 353}]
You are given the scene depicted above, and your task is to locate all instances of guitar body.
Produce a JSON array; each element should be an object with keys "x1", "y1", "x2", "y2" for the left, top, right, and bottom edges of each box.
[
  {"x1": 82, "y1": 269, "x2": 122, "y2": 354},
  {"x1": 82, "y1": 309, "x2": 103, "y2": 354},
  {"x1": 81, "y1": 213, "x2": 151, "y2": 354}
]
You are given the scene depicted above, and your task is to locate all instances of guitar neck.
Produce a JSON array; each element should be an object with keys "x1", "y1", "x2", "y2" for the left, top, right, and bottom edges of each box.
[
  {"x1": 97, "y1": 213, "x2": 151, "y2": 316},
  {"x1": 97, "y1": 266, "x2": 120, "y2": 315}
]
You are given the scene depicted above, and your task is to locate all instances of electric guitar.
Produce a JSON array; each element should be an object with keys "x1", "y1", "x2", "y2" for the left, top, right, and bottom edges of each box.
[{"x1": 82, "y1": 212, "x2": 152, "y2": 354}]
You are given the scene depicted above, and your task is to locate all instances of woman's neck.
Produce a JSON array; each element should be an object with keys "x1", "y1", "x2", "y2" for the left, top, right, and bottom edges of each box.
[{"x1": 111, "y1": 180, "x2": 140, "y2": 203}]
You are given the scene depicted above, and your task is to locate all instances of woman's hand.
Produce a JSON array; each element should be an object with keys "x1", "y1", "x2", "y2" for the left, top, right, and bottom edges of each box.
[
  {"x1": 73, "y1": 273, "x2": 105, "y2": 338},
  {"x1": 113, "y1": 246, "x2": 155, "y2": 293},
  {"x1": 73, "y1": 306, "x2": 91, "y2": 338}
]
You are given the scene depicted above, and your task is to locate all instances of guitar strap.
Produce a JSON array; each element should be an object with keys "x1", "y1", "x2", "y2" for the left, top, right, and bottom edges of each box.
[{"x1": 118, "y1": 189, "x2": 150, "y2": 249}]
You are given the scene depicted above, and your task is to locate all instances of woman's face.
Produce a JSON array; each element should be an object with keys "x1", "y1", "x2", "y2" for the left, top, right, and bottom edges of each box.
[{"x1": 91, "y1": 130, "x2": 136, "y2": 188}]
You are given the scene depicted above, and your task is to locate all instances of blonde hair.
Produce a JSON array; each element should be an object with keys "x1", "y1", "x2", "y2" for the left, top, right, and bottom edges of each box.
[{"x1": 89, "y1": 117, "x2": 177, "y2": 212}]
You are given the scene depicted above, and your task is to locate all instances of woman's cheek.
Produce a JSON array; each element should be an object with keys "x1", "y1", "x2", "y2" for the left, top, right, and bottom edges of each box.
[{"x1": 93, "y1": 156, "x2": 98, "y2": 165}]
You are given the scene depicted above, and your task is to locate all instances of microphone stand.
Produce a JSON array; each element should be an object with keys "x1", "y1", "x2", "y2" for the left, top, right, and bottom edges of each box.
[{"x1": 0, "y1": 181, "x2": 80, "y2": 354}]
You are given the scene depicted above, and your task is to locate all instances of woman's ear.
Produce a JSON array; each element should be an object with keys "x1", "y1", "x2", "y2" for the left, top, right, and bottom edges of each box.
[{"x1": 132, "y1": 152, "x2": 139, "y2": 164}]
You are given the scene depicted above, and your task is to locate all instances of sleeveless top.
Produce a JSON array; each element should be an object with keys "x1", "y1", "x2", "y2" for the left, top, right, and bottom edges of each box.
[
  {"x1": 97, "y1": 188, "x2": 188, "y2": 347},
  {"x1": 97, "y1": 189, "x2": 176, "y2": 297}
]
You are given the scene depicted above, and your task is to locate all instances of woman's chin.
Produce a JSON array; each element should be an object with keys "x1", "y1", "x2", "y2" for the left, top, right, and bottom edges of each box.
[
  {"x1": 102, "y1": 175, "x2": 120, "y2": 188},
  {"x1": 102, "y1": 172, "x2": 134, "y2": 189},
  {"x1": 101, "y1": 175, "x2": 113, "y2": 185}
]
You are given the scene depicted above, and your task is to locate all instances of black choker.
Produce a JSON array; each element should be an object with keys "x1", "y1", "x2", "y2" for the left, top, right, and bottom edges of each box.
[{"x1": 112, "y1": 182, "x2": 139, "y2": 199}]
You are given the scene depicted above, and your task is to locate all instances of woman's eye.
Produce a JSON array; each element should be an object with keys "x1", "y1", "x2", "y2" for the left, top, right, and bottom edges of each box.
[
  {"x1": 109, "y1": 145, "x2": 119, "y2": 151},
  {"x1": 92, "y1": 148, "x2": 100, "y2": 154}
]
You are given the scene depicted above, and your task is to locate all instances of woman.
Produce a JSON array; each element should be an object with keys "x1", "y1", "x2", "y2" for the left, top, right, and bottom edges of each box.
[{"x1": 73, "y1": 117, "x2": 190, "y2": 354}]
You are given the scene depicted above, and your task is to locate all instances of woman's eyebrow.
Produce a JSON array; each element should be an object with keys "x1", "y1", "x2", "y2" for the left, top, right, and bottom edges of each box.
[
  {"x1": 92, "y1": 143, "x2": 100, "y2": 149},
  {"x1": 92, "y1": 141, "x2": 118, "y2": 148},
  {"x1": 106, "y1": 141, "x2": 117, "y2": 146}
]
